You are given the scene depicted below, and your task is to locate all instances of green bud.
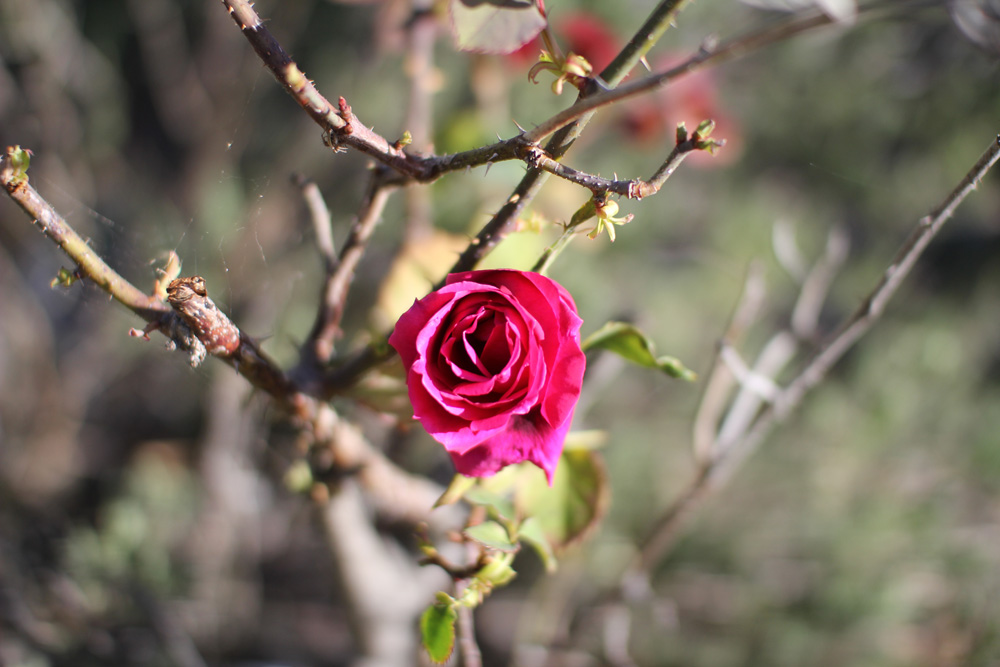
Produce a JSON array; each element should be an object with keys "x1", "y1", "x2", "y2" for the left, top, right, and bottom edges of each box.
[
  {"x1": 675, "y1": 122, "x2": 689, "y2": 144},
  {"x1": 50, "y1": 267, "x2": 81, "y2": 289},
  {"x1": 569, "y1": 199, "x2": 598, "y2": 228},
  {"x1": 694, "y1": 119, "x2": 716, "y2": 138},
  {"x1": 6, "y1": 145, "x2": 32, "y2": 185},
  {"x1": 477, "y1": 554, "x2": 516, "y2": 587}
]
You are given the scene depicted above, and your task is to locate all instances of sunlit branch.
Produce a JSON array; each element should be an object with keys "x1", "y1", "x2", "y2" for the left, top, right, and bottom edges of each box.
[
  {"x1": 301, "y1": 176, "x2": 395, "y2": 368},
  {"x1": 294, "y1": 174, "x2": 336, "y2": 271},
  {"x1": 218, "y1": 0, "x2": 420, "y2": 177},
  {"x1": 1, "y1": 147, "x2": 303, "y2": 404},
  {"x1": 2, "y1": 147, "x2": 169, "y2": 320},
  {"x1": 526, "y1": 129, "x2": 715, "y2": 199},
  {"x1": 402, "y1": 2, "x2": 438, "y2": 240},
  {"x1": 731, "y1": 134, "x2": 1000, "y2": 464}
]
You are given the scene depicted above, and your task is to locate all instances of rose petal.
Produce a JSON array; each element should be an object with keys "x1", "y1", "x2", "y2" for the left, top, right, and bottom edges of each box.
[{"x1": 448, "y1": 405, "x2": 576, "y2": 485}]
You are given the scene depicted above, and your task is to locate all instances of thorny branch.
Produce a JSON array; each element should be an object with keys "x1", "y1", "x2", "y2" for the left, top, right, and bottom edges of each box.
[
  {"x1": 440, "y1": 0, "x2": 697, "y2": 294},
  {"x1": 218, "y1": 0, "x2": 916, "y2": 397},
  {"x1": 220, "y1": 0, "x2": 933, "y2": 201},
  {"x1": 1, "y1": 150, "x2": 169, "y2": 320},
  {"x1": 217, "y1": 0, "x2": 844, "y2": 192},
  {"x1": 219, "y1": 0, "x2": 418, "y2": 177},
  {"x1": 526, "y1": 123, "x2": 720, "y2": 199},
  {"x1": 0, "y1": 146, "x2": 450, "y2": 521}
]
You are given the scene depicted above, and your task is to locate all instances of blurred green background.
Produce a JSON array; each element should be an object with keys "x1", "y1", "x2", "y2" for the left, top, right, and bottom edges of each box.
[{"x1": 1, "y1": 0, "x2": 999, "y2": 665}]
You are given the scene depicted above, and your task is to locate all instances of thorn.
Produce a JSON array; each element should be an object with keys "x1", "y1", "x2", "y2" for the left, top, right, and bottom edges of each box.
[
  {"x1": 591, "y1": 76, "x2": 612, "y2": 92},
  {"x1": 699, "y1": 34, "x2": 719, "y2": 56},
  {"x1": 513, "y1": 119, "x2": 527, "y2": 133},
  {"x1": 639, "y1": 55, "x2": 651, "y2": 72}
]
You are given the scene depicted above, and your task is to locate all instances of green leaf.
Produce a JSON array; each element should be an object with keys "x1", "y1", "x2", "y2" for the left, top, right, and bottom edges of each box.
[
  {"x1": 481, "y1": 448, "x2": 610, "y2": 552},
  {"x1": 449, "y1": 0, "x2": 547, "y2": 54},
  {"x1": 464, "y1": 487, "x2": 517, "y2": 520},
  {"x1": 464, "y1": 520, "x2": 517, "y2": 552},
  {"x1": 517, "y1": 517, "x2": 558, "y2": 572},
  {"x1": 582, "y1": 321, "x2": 697, "y2": 381},
  {"x1": 420, "y1": 603, "x2": 458, "y2": 664},
  {"x1": 5, "y1": 145, "x2": 32, "y2": 185},
  {"x1": 476, "y1": 554, "x2": 517, "y2": 586},
  {"x1": 517, "y1": 448, "x2": 609, "y2": 551},
  {"x1": 568, "y1": 198, "x2": 598, "y2": 229}
]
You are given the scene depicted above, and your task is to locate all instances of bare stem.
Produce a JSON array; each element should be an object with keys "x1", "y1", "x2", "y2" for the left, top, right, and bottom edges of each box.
[
  {"x1": 294, "y1": 174, "x2": 336, "y2": 271},
  {"x1": 301, "y1": 175, "x2": 395, "y2": 366},
  {"x1": 527, "y1": 131, "x2": 709, "y2": 199},
  {"x1": 218, "y1": 0, "x2": 419, "y2": 176},
  {"x1": 740, "y1": 134, "x2": 1000, "y2": 449},
  {"x1": 457, "y1": 602, "x2": 483, "y2": 667},
  {"x1": 2, "y1": 148, "x2": 168, "y2": 321},
  {"x1": 402, "y1": 1, "x2": 438, "y2": 240}
]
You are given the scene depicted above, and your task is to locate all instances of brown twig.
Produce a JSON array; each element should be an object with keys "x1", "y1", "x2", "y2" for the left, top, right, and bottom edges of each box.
[
  {"x1": 402, "y1": 1, "x2": 438, "y2": 240},
  {"x1": 294, "y1": 174, "x2": 336, "y2": 271},
  {"x1": 216, "y1": 0, "x2": 913, "y2": 196},
  {"x1": 1, "y1": 146, "x2": 303, "y2": 407},
  {"x1": 301, "y1": 175, "x2": 395, "y2": 367},
  {"x1": 164, "y1": 275, "x2": 297, "y2": 400},
  {"x1": 218, "y1": 0, "x2": 419, "y2": 177},
  {"x1": 2, "y1": 147, "x2": 169, "y2": 320},
  {"x1": 525, "y1": 128, "x2": 718, "y2": 199},
  {"x1": 457, "y1": 601, "x2": 483, "y2": 667}
]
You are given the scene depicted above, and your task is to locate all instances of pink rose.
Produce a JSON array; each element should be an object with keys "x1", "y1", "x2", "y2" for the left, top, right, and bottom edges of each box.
[{"x1": 389, "y1": 270, "x2": 586, "y2": 483}]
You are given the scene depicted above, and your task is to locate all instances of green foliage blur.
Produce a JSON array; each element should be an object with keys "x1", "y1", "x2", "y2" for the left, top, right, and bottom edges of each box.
[{"x1": 1, "y1": 0, "x2": 999, "y2": 665}]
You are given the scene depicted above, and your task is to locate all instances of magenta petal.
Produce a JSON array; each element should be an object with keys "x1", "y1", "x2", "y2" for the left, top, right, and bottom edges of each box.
[{"x1": 448, "y1": 406, "x2": 575, "y2": 485}]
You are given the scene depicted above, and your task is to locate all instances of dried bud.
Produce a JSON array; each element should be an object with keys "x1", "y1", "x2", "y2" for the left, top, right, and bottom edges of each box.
[{"x1": 166, "y1": 276, "x2": 240, "y2": 356}]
